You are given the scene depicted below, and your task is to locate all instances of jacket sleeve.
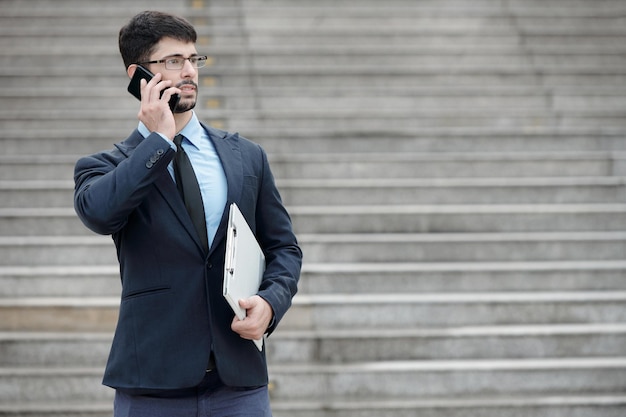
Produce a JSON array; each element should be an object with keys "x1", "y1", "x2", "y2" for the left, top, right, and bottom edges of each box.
[
  {"x1": 74, "y1": 133, "x2": 175, "y2": 235},
  {"x1": 253, "y1": 145, "x2": 303, "y2": 335}
]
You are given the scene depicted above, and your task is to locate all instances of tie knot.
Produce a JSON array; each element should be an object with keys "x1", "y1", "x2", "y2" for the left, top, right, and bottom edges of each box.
[{"x1": 173, "y1": 134, "x2": 184, "y2": 147}]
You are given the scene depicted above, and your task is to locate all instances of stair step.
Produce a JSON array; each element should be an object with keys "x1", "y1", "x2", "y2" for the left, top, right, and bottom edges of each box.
[
  {"x1": 0, "y1": 332, "x2": 111, "y2": 367},
  {"x1": 10, "y1": 53, "x2": 626, "y2": 74},
  {"x1": 2, "y1": 394, "x2": 626, "y2": 417},
  {"x1": 1, "y1": 177, "x2": 623, "y2": 208},
  {"x1": 15, "y1": 90, "x2": 626, "y2": 113},
  {"x1": 272, "y1": 324, "x2": 626, "y2": 363},
  {"x1": 271, "y1": 394, "x2": 626, "y2": 417},
  {"x1": 0, "y1": 298, "x2": 118, "y2": 332},
  {"x1": 2, "y1": 358, "x2": 626, "y2": 402},
  {"x1": 282, "y1": 292, "x2": 626, "y2": 330},
  {"x1": 269, "y1": 152, "x2": 622, "y2": 178},
  {"x1": 1, "y1": 152, "x2": 620, "y2": 180},
  {"x1": 3, "y1": 129, "x2": 624, "y2": 155},
  {"x1": 300, "y1": 261, "x2": 626, "y2": 293},
  {"x1": 0, "y1": 232, "x2": 624, "y2": 265},
  {"x1": 268, "y1": 358, "x2": 626, "y2": 400},
  {"x1": 4, "y1": 324, "x2": 626, "y2": 366},
  {"x1": 1, "y1": 205, "x2": 624, "y2": 235},
  {"x1": 1, "y1": 291, "x2": 625, "y2": 332},
  {"x1": 2, "y1": 261, "x2": 624, "y2": 298},
  {"x1": 298, "y1": 231, "x2": 626, "y2": 263},
  {"x1": 0, "y1": 266, "x2": 119, "y2": 298},
  {"x1": 289, "y1": 204, "x2": 626, "y2": 233}
]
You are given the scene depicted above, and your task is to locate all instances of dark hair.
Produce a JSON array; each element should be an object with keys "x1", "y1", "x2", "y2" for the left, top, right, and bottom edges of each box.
[{"x1": 118, "y1": 11, "x2": 197, "y2": 69}]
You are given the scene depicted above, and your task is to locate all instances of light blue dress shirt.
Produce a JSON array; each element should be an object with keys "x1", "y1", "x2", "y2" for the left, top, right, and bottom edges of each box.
[{"x1": 138, "y1": 112, "x2": 228, "y2": 248}]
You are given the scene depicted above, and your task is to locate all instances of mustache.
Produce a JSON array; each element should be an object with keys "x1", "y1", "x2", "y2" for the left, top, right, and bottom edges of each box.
[{"x1": 176, "y1": 80, "x2": 198, "y2": 89}]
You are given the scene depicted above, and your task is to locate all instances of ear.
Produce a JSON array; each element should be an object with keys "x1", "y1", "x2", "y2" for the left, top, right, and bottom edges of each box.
[{"x1": 127, "y1": 64, "x2": 138, "y2": 79}]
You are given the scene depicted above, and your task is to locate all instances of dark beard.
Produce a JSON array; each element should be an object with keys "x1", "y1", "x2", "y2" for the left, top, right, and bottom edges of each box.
[
  {"x1": 173, "y1": 98, "x2": 196, "y2": 114},
  {"x1": 172, "y1": 80, "x2": 198, "y2": 114}
]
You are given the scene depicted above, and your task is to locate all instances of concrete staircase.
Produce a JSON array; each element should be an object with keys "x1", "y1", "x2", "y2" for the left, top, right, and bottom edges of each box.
[{"x1": 1, "y1": 0, "x2": 626, "y2": 415}]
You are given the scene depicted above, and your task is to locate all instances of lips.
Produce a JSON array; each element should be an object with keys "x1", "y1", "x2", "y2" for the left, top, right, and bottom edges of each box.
[{"x1": 177, "y1": 81, "x2": 197, "y2": 95}]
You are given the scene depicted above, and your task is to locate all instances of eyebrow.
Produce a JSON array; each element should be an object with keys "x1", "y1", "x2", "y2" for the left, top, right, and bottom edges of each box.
[{"x1": 163, "y1": 53, "x2": 200, "y2": 58}]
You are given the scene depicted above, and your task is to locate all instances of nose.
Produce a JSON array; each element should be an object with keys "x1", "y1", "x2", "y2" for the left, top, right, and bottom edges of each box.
[{"x1": 181, "y1": 58, "x2": 197, "y2": 78}]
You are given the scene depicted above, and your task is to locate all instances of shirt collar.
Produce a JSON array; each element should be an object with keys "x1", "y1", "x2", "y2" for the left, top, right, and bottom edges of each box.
[{"x1": 137, "y1": 111, "x2": 203, "y2": 150}]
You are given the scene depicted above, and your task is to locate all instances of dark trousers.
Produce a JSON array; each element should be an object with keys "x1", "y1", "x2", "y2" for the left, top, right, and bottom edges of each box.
[{"x1": 113, "y1": 371, "x2": 272, "y2": 417}]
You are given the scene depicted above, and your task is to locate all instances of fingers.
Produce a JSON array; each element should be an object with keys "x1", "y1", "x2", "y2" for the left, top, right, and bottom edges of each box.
[
  {"x1": 231, "y1": 296, "x2": 273, "y2": 341},
  {"x1": 137, "y1": 73, "x2": 180, "y2": 138},
  {"x1": 140, "y1": 73, "x2": 180, "y2": 107}
]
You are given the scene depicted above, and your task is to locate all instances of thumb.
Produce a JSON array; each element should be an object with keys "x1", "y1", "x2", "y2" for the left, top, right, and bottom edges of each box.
[{"x1": 238, "y1": 297, "x2": 253, "y2": 309}]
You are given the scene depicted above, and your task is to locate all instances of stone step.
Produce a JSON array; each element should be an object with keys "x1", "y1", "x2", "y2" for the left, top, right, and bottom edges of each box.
[
  {"x1": 5, "y1": 105, "x2": 626, "y2": 125},
  {"x1": 271, "y1": 358, "x2": 626, "y2": 400},
  {"x1": 211, "y1": 72, "x2": 626, "y2": 91},
  {"x1": 3, "y1": 0, "x2": 625, "y2": 16},
  {"x1": 0, "y1": 22, "x2": 516, "y2": 39},
  {"x1": 268, "y1": 152, "x2": 624, "y2": 179},
  {"x1": 3, "y1": 13, "x2": 626, "y2": 35},
  {"x1": 4, "y1": 111, "x2": 625, "y2": 131},
  {"x1": 6, "y1": 93, "x2": 558, "y2": 112},
  {"x1": 0, "y1": 332, "x2": 110, "y2": 367},
  {"x1": 2, "y1": 394, "x2": 626, "y2": 417},
  {"x1": 1, "y1": 358, "x2": 626, "y2": 402},
  {"x1": 1, "y1": 152, "x2": 620, "y2": 180},
  {"x1": 6, "y1": 85, "x2": 626, "y2": 97},
  {"x1": 299, "y1": 261, "x2": 626, "y2": 293},
  {"x1": 298, "y1": 231, "x2": 626, "y2": 263},
  {"x1": 7, "y1": 49, "x2": 626, "y2": 70},
  {"x1": 0, "y1": 232, "x2": 624, "y2": 266},
  {"x1": 272, "y1": 324, "x2": 626, "y2": 364},
  {"x1": 3, "y1": 41, "x2": 625, "y2": 57},
  {"x1": 1, "y1": 177, "x2": 624, "y2": 208},
  {"x1": 5, "y1": 92, "x2": 626, "y2": 116},
  {"x1": 0, "y1": 266, "x2": 120, "y2": 298},
  {"x1": 219, "y1": 94, "x2": 626, "y2": 113},
  {"x1": 6, "y1": 86, "x2": 626, "y2": 113},
  {"x1": 255, "y1": 394, "x2": 626, "y2": 417},
  {"x1": 221, "y1": 112, "x2": 626, "y2": 131},
  {"x1": 2, "y1": 261, "x2": 624, "y2": 298},
  {"x1": 288, "y1": 204, "x2": 626, "y2": 233},
  {"x1": 2, "y1": 291, "x2": 625, "y2": 332},
  {"x1": 0, "y1": 155, "x2": 77, "y2": 181},
  {"x1": 229, "y1": 0, "x2": 626, "y2": 14},
  {"x1": 284, "y1": 292, "x2": 626, "y2": 329},
  {"x1": 1, "y1": 205, "x2": 624, "y2": 236},
  {"x1": 0, "y1": 0, "x2": 187, "y2": 12},
  {"x1": 3, "y1": 129, "x2": 624, "y2": 155},
  {"x1": 278, "y1": 178, "x2": 625, "y2": 205},
  {"x1": 3, "y1": 324, "x2": 626, "y2": 367},
  {"x1": 4, "y1": 60, "x2": 626, "y2": 80}
]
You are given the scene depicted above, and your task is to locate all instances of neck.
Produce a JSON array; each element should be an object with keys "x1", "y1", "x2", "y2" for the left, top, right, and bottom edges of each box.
[{"x1": 174, "y1": 111, "x2": 193, "y2": 133}]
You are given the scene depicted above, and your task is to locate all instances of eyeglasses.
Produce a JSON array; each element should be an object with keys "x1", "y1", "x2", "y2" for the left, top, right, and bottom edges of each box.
[{"x1": 137, "y1": 55, "x2": 209, "y2": 70}]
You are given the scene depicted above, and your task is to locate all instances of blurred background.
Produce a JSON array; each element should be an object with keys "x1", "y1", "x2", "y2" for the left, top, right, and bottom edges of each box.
[{"x1": 0, "y1": 0, "x2": 625, "y2": 416}]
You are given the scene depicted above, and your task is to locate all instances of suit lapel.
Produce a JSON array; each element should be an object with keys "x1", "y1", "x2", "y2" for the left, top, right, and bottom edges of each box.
[
  {"x1": 202, "y1": 124, "x2": 243, "y2": 257},
  {"x1": 118, "y1": 126, "x2": 244, "y2": 258},
  {"x1": 117, "y1": 130, "x2": 207, "y2": 255}
]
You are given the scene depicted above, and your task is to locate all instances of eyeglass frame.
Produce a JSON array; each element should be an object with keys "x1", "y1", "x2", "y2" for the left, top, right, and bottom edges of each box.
[{"x1": 136, "y1": 55, "x2": 209, "y2": 70}]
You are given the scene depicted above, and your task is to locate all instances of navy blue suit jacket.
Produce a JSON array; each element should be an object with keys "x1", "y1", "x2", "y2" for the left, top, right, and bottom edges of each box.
[{"x1": 74, "y1": 124, "x2": 302, "y2": 394}]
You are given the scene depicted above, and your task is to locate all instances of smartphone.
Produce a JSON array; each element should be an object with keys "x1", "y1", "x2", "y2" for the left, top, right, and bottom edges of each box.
[{"x1": 127, "y1": 65, "x2": 180, "y2": 111}]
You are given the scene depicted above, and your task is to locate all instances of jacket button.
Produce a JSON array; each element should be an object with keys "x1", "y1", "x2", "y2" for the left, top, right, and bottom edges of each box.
[{"x1": 146, "y1": 162, "x2": 153, "y2": 168}]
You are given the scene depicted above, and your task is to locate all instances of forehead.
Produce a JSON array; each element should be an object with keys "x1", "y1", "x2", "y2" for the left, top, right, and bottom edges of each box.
[{"x1": 151, "y1": 37, "x2": 198, "y2": 58}]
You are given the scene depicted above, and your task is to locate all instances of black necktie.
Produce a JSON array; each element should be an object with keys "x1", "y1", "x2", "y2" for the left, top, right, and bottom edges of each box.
[{"x1": 173, "y1": 134, "x2": 209, "y2": 252}]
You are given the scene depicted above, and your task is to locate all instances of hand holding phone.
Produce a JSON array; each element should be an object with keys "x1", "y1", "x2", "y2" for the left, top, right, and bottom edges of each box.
[{"x1": 127, "y1": 65, "x2": 180, "y2": 111}]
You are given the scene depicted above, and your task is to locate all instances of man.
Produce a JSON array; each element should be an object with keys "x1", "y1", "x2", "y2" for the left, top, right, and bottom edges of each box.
[{"x1": 73, "y1": 11, "x2": 302, "y2": 417}]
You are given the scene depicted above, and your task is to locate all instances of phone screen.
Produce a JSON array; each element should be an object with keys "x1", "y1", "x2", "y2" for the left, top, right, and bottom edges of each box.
[{"x1": 127, "y1": 65, "x2": 180, "y2": 111}]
